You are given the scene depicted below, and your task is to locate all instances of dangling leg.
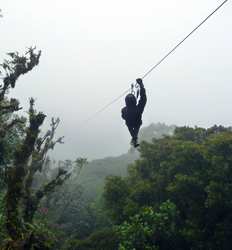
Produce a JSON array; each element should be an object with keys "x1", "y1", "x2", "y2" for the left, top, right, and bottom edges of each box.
[
  {"x1": 127, "y1": 126, "x2": 136, "y2": 146},
  {"x1": 127, "y1": 125, "x2": 140, "y2": 147},
  {"x1": 132, "y1": 125, "x2": 141, "y2": 147}
]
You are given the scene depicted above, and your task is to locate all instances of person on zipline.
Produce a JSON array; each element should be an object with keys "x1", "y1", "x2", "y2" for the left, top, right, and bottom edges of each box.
[{"x1": 121, "y1": 78, "x2": 147, "y2": 147}]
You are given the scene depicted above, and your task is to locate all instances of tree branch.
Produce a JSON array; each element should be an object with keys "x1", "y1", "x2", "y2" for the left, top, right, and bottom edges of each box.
[
  {"x1": 5, "y1": 99, "x2": 46, "y2": 240},
  {"x1": 23, "y1": 117, "x2": 65, "y2": 222},
  {"x1": 24, "y1": 168, "x2": 71, "y2": 223},
  {"x1": 0, "y1": 48, "x2": 41, "y2": 101}
]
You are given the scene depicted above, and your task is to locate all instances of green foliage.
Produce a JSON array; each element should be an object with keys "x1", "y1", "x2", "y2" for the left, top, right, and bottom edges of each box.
[
  {"x1": 24, "y1": 221, "x2": 58, "y2": 250},
  {"x1": 104, "y1": 176, "x2": 130, "y2": 223},
  {"x1": 0, "y1": 48, "x2": 73, "y2": 249},
  {"x1": 117, "y1": 201, "x2": 178, "y2": 250},
  {"x1": 62, "y1": 228, "x2": 119, "y2": 250},
  {"x1": 0, "y1": 191, "x2": 7, "y2": 242},
  {"x1": 104, "y1": 126, "x2": 232, "y2": 250},
  {"x1": 52, "y1": 123, "x2": 175, "y2": 249}
]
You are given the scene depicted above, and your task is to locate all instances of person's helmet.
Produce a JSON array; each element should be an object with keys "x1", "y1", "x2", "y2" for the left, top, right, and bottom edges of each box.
[{"x1": 125, "y1": 94, "x2": 136, "y2": 107}]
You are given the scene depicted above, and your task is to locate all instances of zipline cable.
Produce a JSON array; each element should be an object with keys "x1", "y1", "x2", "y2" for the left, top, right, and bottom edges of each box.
[
  {"x1": 141, "y1": 0, "x2": 229, "y2": 80},
  {"x1": 82, "y1": 0, "x2": 229, "y2": 124}
]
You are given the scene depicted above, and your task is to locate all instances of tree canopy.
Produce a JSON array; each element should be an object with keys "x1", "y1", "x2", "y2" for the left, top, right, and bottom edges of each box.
[{"x1": 103, "y1": 126, "x2": 232, "y2": 250}]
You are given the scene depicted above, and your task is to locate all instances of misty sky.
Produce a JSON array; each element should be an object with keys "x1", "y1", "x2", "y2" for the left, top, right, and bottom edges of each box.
[{"x1": 0, "y1": 0, "x2": 231, "y2": 160}]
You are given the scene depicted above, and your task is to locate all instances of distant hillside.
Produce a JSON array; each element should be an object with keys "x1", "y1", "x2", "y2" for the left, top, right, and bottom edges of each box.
[
  {"x1": 79, "y1": 123, "x2": 175, "y2": 199},
  {"x1": 139, "y1": 122, "x2": 175, "y2": 143}
]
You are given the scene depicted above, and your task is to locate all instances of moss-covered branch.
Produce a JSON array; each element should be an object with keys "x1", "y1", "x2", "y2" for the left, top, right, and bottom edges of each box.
[
  {"x1": 1, "y1": 47, "x2": 71, "y2": 250},
  {"x1": 5, "y1": 98, "x2": 46, "y2": 242},
  {"x1": 0, "y1": 48, "x2": 41, "y2": 101},
  {"x1": 23, "y1": 117, "x2": 65, "y2": 223}
]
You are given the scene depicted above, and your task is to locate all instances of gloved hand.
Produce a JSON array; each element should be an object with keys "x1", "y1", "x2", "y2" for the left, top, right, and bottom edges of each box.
[{"x1": 136, "y1": 78, "x2": 144, "y2": 88}]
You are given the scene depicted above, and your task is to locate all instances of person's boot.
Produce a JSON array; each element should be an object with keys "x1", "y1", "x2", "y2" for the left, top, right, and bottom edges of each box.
[
  {"x1": 132, "y1": 137, "x2": 140, "y2": 148},
  {"x1": 134, "y1": 142, "x2": 140, "y2": 148}
]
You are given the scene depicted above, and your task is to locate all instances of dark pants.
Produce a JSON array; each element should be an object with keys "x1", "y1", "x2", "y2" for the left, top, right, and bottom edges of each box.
[{"x1": 127, "y1": 124, "x2": 141, "y2": 141}]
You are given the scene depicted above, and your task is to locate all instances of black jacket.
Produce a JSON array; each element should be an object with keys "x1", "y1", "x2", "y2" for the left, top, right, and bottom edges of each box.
[{"x1": 121, "y1": 86, "x2": 147, "y2": 127}]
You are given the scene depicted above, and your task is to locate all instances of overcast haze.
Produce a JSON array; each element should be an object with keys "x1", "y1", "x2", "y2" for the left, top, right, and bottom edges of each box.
[{"x1": 0, "y1": 0, "x2": 231, "y2": 160}]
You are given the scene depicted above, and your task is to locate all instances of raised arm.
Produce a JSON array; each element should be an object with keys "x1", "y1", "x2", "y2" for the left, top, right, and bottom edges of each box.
[{"x1": 137, "y1": 78, "x2": 147, "y2": 113}]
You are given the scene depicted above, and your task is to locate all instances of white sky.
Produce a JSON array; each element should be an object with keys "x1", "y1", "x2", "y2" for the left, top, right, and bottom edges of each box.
[{"x1": 0, "y1": 0, "x2": 231, "y2": 159}]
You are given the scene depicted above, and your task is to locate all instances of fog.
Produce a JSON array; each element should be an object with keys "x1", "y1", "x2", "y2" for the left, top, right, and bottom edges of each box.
[{"x1": 0, "y1": 0, "x2": 231, "y2": 159}]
